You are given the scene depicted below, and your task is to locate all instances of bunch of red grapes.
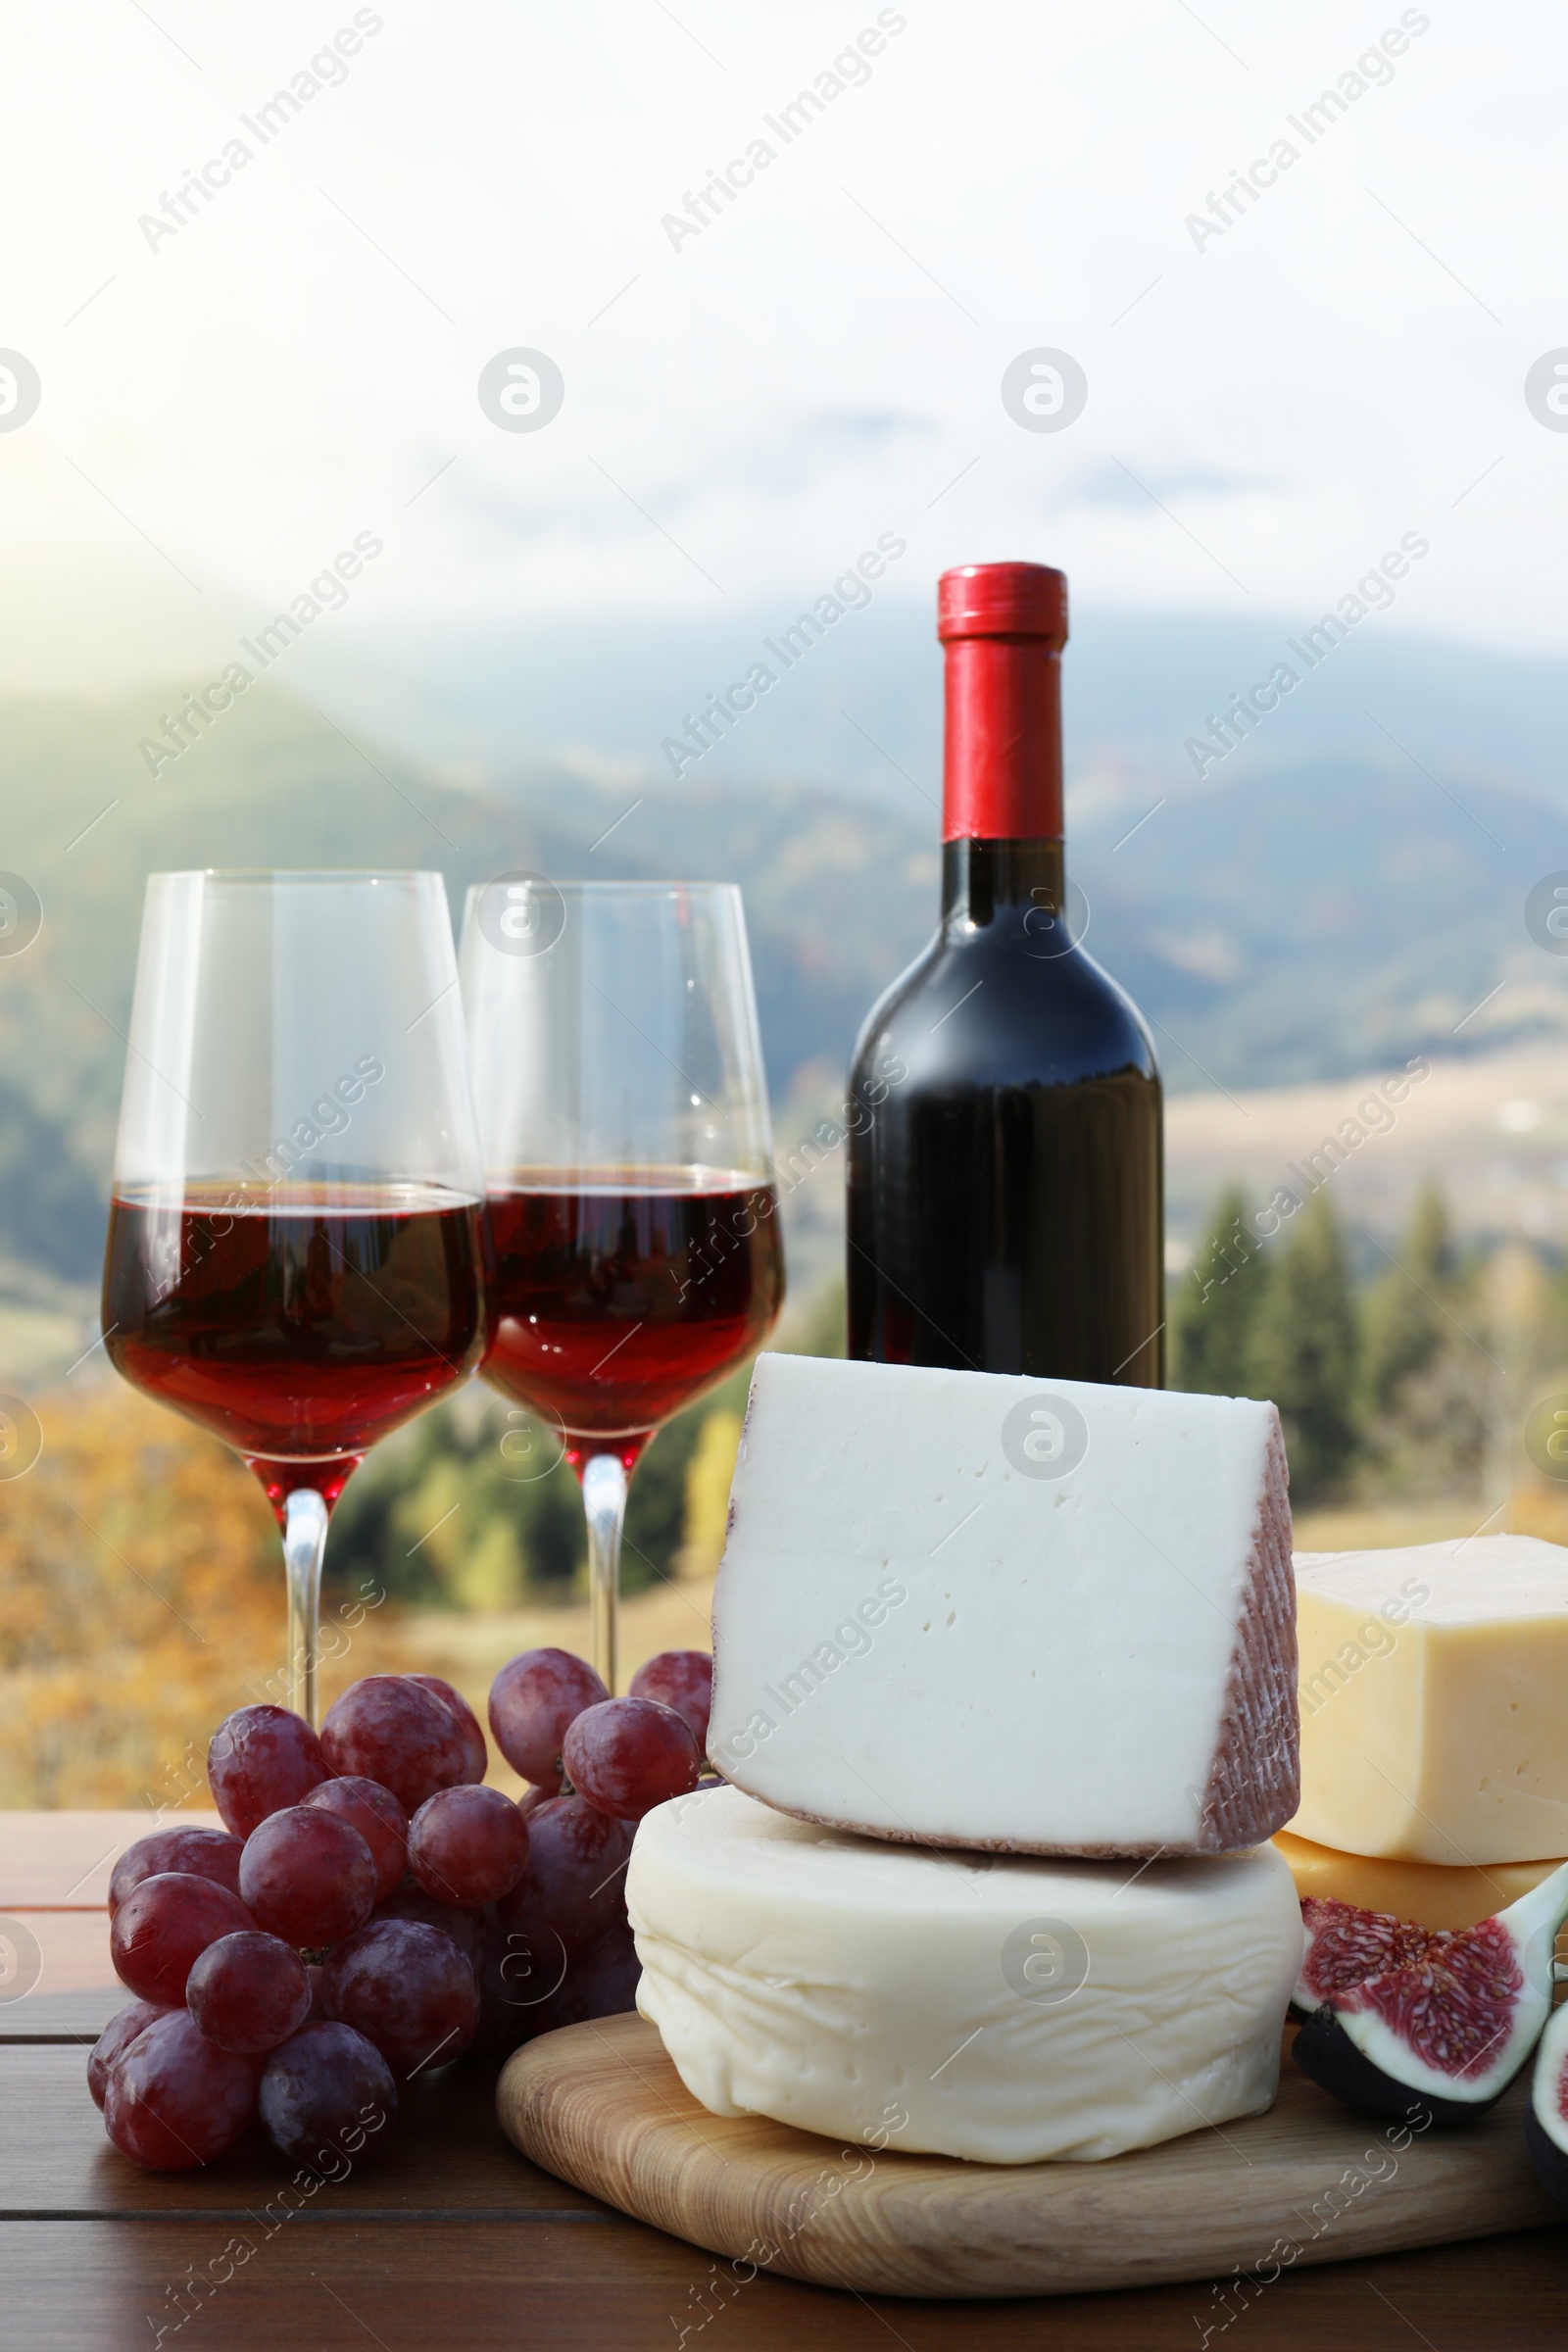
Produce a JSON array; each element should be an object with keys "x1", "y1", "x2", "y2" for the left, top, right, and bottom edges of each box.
[{"x1": 91, "y1": 1649, "x2": 712, "y2": 2173}]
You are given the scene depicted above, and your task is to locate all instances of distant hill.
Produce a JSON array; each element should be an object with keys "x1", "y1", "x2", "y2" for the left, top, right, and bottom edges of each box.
[
  {"x1": 0, "y1": 685, "x2": 937, "y2": 1295},
  {"x1": 1076, "y1": 752, "x2": 1568, "y2": 1095},
  {"x1": 311, "y1": 600, "x2": 1568, "y2": 808},
  {"x1": 3, "y1": 680, "x2": 1567, "y2": 1301}
]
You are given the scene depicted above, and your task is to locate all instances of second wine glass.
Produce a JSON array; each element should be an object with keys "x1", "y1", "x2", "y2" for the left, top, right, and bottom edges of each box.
[{"x1": 461, "y1": 878, "x2": 785, "y2": 1690}]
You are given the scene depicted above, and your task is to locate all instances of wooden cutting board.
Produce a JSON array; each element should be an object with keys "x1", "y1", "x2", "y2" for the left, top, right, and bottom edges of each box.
[{"x1": 497, "y1": 2014, "x2": 1557, "y2": 2300}]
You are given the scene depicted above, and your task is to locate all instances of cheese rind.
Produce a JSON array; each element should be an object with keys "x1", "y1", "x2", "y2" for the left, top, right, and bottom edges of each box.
[
  {"x1": 710, "y1": 1353, "x2": 1298, "y2": 1855},
  {"x1": 1292, "y1": 1537, "x2": 1568, "y2": 1865},
  {"x1": 629, "y1": 1787, "x2": 1301, "y2": 2165},
  {"x1": 1272, "y1": 1832, "x2": 1566, "y2": 1934}
]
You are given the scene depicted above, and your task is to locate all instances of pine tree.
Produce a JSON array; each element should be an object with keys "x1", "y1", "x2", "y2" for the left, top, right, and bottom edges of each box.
[
  {"x1": 1174, "y1": 1184, "x2": 1268, "y2": 1396},
  {"x1": 1363, "y1": 1181, "x2": 1454, "y2": 1415},
  {"x1": 1246, "y1": 1187, "x2": 1361, "y2": 1506}
]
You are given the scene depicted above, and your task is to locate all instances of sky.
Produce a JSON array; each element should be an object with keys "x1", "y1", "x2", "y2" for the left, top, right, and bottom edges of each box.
[{"x1": 2, "y1": 0, "x2": 1564, "y2": 719}]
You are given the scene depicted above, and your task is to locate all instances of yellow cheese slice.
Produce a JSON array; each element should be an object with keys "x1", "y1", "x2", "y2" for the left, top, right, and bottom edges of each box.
[
  {"x1": 1272, "y1": 1831, "x2": 1565, "y2": 1932},
  {"x1": 1291, "y1": 1535, "x2": 1568, "y2": 1864}
]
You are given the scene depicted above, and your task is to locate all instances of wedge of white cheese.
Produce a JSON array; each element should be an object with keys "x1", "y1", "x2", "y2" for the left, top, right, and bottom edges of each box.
[
  {"x1": 630, "y1": 1787, "x2": 1300, "y2": 2163},
  {"x1": 710, "y1": 1353, "x2": 1297, "y2": 1855}
]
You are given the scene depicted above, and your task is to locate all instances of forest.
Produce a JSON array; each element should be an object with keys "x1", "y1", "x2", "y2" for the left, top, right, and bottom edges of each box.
[{"x1": 5, "y1": 1175, "x2": 1562, "y2": 1810}]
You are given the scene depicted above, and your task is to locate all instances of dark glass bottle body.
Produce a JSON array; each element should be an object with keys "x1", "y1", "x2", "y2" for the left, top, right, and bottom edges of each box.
[{"x1": 847, "y1": 837, "x2": 1164, "y2": 1384}]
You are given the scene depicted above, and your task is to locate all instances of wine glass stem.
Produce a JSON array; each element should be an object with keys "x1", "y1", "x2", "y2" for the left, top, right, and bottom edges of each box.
[
  {"x1": 581, "y1": 1452, "x2": 628, "y2": 1693},
  {"x1": 283, "y1": 1487, "x2": 331, "y2": 1728}
]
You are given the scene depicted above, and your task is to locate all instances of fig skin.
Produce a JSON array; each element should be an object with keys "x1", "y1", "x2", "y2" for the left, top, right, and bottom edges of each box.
[
  {"x1": 1292, "y1": 2005, "x2": 1513, "y2": 2130},
  {"x1": 1524, "y1": 2002, "x2": 1568, "y2": 2209},
  {"x1": 1524, "y1": 2101, "x2": 1568, "y2": 2211}
]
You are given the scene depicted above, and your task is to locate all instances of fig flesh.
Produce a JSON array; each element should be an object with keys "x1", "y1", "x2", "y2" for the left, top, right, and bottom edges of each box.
[
  {"x1": 1525, "y1": 1998, "x2": 1568, "y2": 2209},
  {"x1": 1292, "y1": 1862, "x2": 1568, "y2": 2128},
  {"x1": 1294, "y1": 1897, "x2": 1443, "y2": 2016}
]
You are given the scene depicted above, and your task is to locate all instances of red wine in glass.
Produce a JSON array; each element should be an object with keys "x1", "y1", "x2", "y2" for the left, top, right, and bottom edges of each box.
[
  {"x1": 103, "y1": 868, "x2": 487, "y2": 1725},
  {"x1": 103, "y1": 1184, "x2": 490, "y2": 1509},
  {"x1": 483, "y1": 1174, "x2": 785, "y2": 1470},
  {"x1": 461, "y1": 878, "x2": 784, "y2": 1688}
]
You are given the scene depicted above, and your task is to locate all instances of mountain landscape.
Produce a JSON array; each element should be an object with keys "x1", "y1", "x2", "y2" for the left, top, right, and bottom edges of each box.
[
  {"x1": 301, "y1": 597, "x2": 1568, "y2": 807},
  {"x1": 5, "y1": 631, "x2": 1568, "y2": 1801},
  {"x1": 3, "y1": 617, "x2": 1567, "y2": 1387}
]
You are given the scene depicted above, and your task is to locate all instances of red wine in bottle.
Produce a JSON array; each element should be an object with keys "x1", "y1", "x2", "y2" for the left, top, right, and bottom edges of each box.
[{"x1": 847, "y1": 562, "x2": 1164, "y2": 1384}]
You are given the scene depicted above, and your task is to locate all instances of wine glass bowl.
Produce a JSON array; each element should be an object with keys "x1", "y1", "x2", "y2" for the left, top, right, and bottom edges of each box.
[
  {"x1": 102, "y1": 871, "x2": 488, "y2": 1724},
  {"x1": 461, "y1": 879, "x2": 784, "y2": 1686},
  {"x1": 103, "y1": 1180, "x2": 489, "y2": 1508},
  {"x1": 481, "y1": 1174, "x2": 785, "y2": 1456}
]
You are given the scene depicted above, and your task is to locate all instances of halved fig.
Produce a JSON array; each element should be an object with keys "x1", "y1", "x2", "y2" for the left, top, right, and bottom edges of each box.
[
  {"x1": 1292, "y1": 1861, "x2": 1568, "y2": 2128},
  {"x1": 1525, "y1": 1997, "x2": 1568, "y2": 2208},
  {"x1": 1294, "y1": 1897, "x2": 1442, "y2": 2016}
]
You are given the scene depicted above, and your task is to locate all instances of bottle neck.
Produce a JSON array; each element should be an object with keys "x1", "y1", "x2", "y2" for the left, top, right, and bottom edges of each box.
[
  {"x1": 941, "y1": 838, "x2": 1065, "y2": 927},
  {"x1": 941, "y1": 632, "x2": 1063, "y2": 843}
]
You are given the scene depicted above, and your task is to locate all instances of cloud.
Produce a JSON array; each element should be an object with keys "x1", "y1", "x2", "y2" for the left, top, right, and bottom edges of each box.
[{"x1": 1061, "y1": 462, "x2": 1282, "y2": 512}]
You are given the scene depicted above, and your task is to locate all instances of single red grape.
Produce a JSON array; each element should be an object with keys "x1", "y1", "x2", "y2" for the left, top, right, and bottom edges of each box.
[
  {"x1": 302, "y1": 1776, "x2": 409, "y2": 1902},
  {"x1": 88, "y1": 1999, "x2": 173, "y2": 2110},
  {"x1": 103, "y1": 2009, "x2": 257, "y2": 2170},
  {"x1": 319, "y1": 1677, "x2": 470, "y2": 1812},
  {"x1": 536, "y1": 1914, "x2": 640, "y2": 2034},
  {"x1": 239, "y1": 1807, "x2": 377, "y2": 1948},
  {"x1": 207, "y1": 1704, "x2": 327, "y2": 1838},
  {"x1": 259, "y1": 2021, "x2": 398, "y2": 2172},
  {"x1": 406, "y1": 1673, "x2": 487, "y2": 1783},
  {"x1": 109, "y1": 1827, "x2": 244, "y2": 1919},
  {"x1": 371, "y1": 1886, "x2": 485, "y2": 1970},
  {"x1": 111, "y1": 1872, "x2": 256, "y2": 2005},
  {"x1": 628, "y1": 1650, "x2": 713, "y2": 1751},
  {"x1": 407, "y1": 1786, "x2": 529, "y2": 1906},
  {"x1": 488, "y1": 1648, "x2": 607, "y2": 1788},
  {"x1": 187, "y1": 1931, "x2": 312, "y2": 2055},
  {"x1": 495, "y1": 1795, "x2": 632, "y2": 1958},
  {"x1": 321, "y1": 1919, "x2": 479, "y2": 2078},
  {"x1": 563, "y1": 1697, "x2": 701, "y2": 1821}
]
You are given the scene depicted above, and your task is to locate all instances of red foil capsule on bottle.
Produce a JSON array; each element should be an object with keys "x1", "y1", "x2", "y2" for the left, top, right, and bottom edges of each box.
[{"x1": 938, "y1": 562, "x2": 1068, "y2": 844}]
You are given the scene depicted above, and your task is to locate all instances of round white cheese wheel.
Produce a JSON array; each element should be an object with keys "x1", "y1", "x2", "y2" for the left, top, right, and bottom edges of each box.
[{"x1": 629, "y1": 1786, "x2": 1301, "y2": 2165}]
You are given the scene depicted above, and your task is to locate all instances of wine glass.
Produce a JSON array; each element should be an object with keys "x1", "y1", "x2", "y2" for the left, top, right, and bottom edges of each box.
[
  {"x1": 460, "y1": 877, "x2": 785, "y2": 1690},
  {"x1": 102, "y1": 870, "x2": 489, "y2": 1727}
]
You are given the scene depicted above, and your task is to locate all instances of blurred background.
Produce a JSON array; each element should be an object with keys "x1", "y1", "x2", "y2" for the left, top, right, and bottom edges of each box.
[{"x1": 5, "y1": 0, "x2": 1568, "y2": 1802}]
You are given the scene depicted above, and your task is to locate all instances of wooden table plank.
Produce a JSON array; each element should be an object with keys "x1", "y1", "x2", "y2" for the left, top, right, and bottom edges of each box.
[
  {"x1": 1, "y1": 1907, "x2": 119, "y2": 2040},
  {"x1": 1, "y1": 1987, "x2": 121, "y2": 2042},
  {"x1": 0, "y1": 2047, "x2": 601, "y2": 2219},
  {"x1": 1, "y1": 2217, "x2": 1565, "y2": 2351},
  {"x1": 0, "y1": 1811, "x2": 223, "y2": 1908},
  {"x1": 1, "y1": 1909, "x2": 115, "y2": 2002},
  {"x1": 3, "y1": 1811, "x2": 1566, "y2": 2347}
]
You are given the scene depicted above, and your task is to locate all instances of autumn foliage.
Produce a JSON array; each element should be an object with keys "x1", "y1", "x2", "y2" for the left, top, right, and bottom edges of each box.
[{"x1": 0, "y1": 1383, "x2": 408, "y2": 1808}]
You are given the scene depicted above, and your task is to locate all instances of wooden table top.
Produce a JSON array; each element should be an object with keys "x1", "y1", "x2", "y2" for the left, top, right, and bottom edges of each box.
[{"x1": 4, "y1": 1810, "x2": 1564, "y2": 2350}]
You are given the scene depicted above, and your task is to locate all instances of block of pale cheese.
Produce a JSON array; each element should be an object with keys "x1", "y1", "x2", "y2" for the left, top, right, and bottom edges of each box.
[
  {"x1": 1292, "y1": 1536, "x2": 1568, "y2": 1865},
  {"x1": 709, "y1": 1353, "x2": 1297, "y2": 1855},
  {"x1": 630, "y1": 1786, "x2": 1301, "y2": 2164},
  {"x1": 1272, "y1": 1831, "x2": 1566, "y2": 1934}
]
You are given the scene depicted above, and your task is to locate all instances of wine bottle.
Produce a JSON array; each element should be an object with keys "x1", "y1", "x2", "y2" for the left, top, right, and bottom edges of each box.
[{"x1": 846, "y1": 561, "x2": 1164, "y2": 1384}]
